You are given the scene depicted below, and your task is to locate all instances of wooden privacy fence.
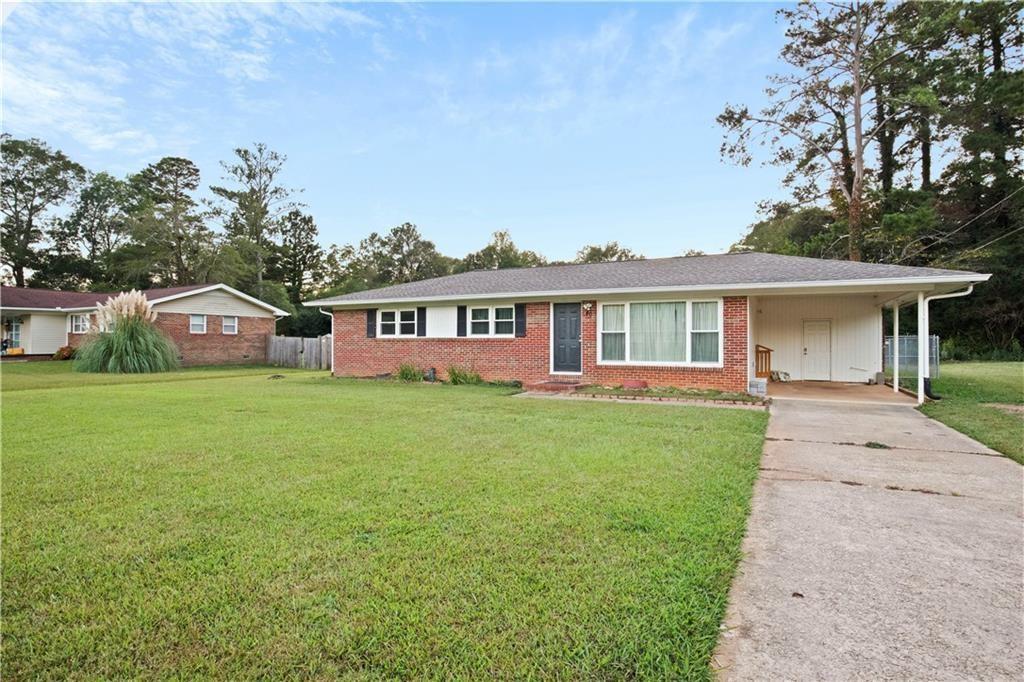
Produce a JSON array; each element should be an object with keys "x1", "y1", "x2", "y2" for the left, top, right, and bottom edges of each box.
[{"x1": 267, "y1": 334, "x2": 332, "y2": 370}]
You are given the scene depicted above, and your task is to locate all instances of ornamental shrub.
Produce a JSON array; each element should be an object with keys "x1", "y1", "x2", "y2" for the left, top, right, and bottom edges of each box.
[
  {"x1": 73, "y1": 291, "x2": 180, "y2": 374},
  {"x1": 52, "y1": 345, "x2": 76, "y2": 361},
  {"x1": 447, "y1": 366, "x2": 482, "y2": 385},
  {"x1": 397, "y1": 363, "x2": 422, "y2": 382}
]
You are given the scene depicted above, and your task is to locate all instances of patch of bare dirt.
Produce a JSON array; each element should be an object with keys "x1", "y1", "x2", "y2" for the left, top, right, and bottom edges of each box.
[{"x1": 987, "y1": 403, "x2": 1024, "y2": 418}]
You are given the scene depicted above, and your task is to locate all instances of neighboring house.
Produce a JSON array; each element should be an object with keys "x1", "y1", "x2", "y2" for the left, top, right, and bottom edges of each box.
[
  {"x1": 303, "y1": 252, "x2": 988, "y2": 398},
  {"x1": 1, "y1": 283, "x2": 289, "y2": 365}
]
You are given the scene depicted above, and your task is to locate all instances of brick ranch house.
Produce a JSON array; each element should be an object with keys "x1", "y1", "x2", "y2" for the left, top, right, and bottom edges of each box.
[
  {"x1": 1, "y1": 283, "x2": 289, "y2": 365},
  {"x1": 304, "y1": 252, "x2": 988, "y2": 401}
]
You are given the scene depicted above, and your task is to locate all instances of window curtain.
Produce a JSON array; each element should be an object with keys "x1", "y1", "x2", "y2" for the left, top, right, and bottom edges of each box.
[
  {"x1": 601, "y1": 304, "x2": 625, "y2": 361},
  {"x1": 630, "y1": 302, "x2": 686, "y2": 362},
  {"x1": 691, "y1": 302, "x2": 719, "y2": 362}
]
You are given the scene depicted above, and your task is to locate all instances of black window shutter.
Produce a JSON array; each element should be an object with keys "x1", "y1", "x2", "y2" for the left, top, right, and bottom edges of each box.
[
  {"x1": 366, "y1": 308, "x2": 377, "y2": 338},
  {"x1": 514, "y1": 303, "x2": 526, "y2": 337},
  {"x1": 416, "y1": 307, "x2": 427, "y2": 336},
  {"x1": 456, "y1": 305, "x2": 467, "y2": 337}
]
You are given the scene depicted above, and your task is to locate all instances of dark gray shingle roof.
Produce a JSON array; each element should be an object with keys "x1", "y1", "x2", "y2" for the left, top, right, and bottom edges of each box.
[{"x1": 307, "y1": 252, "x2": 986, "y2": 305}]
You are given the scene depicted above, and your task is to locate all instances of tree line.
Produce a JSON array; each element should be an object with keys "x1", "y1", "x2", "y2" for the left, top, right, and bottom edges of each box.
[
  {"x1": 718, "y1": 1, "x2": 1022, "y2": 355},
  {"x1": 0, "y1": 136, "x2": 641, "y2": 336}
]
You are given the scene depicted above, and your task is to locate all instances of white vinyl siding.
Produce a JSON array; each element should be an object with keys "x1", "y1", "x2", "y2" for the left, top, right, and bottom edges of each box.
[
  {"x1": 153, "y1": 290, "x2": 274, "y2": 318},
  {"x1": 597, "y1": 299, "x2": 723, "y2": 367},
  {"x1": 189, "y1": 314, "x2": 207, "y2": 334},
  {"x1": 750, "y1": 294, "x2": 882, "y2": 382}
]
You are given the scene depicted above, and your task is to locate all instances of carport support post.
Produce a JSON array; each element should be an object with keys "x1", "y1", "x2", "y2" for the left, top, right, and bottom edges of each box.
[
  {"x1": 917, "y1": 292, "x2": 927, "y2": 405},
  {"x1": 892, "y1": 303, "x2": 901, "y2": 393}
]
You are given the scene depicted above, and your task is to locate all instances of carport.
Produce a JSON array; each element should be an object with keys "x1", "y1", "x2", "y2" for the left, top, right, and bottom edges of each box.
[{"x1": 768, "y1": 381, "x2": 915, "y2": 404}]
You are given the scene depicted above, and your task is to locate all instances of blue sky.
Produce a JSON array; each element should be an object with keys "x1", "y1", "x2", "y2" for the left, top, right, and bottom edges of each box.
[{"x1": 2, "y1": 1, "x2": 789, "y2": 260}]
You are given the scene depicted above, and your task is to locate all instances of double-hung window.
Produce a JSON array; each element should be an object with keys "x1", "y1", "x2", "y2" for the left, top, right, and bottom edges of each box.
[
  {"x1": 470, "y1": 306, "x2": 514, "y2": 336},
  {"x1": 222, "y1": 316, "x2": 238, "y2": 335},
  {"x1": 189, "y1": 314, "x2": 207, "y2": 334},
  {"x1": 600, "y1": 304, "x2": 626, "y2": 361},
  {"x1": 599, "y1": 300, "x2": 721, "y2": 365},
  {"x1": 379, "y1": 310, "x2": 416, "y2": 337},
  {"x1": 470, "y1": 308, "x2": 490, "y2": 335},
  {"x1": 690, "y1": 302, "x2": 720, "y2": 362},
  {"x1": 70, "y1": 314, "x2": 90, "y2": 334}
]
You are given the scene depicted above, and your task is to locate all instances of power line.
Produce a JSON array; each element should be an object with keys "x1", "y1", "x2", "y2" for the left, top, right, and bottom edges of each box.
[
  {"x1": 901, "y1": 183, "x2": 1024, "y2": 262},
  {"x1": 961, "y1": 223, "x2": 1024, "y2": 256}
]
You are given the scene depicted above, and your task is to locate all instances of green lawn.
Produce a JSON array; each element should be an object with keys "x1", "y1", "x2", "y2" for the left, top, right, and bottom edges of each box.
[
  {"x1": 1, "y1": 363, "x2": 767, "y2": 679},
  {"x1": 921, "y1": 361, "x2": 1024, "y2": 464}
]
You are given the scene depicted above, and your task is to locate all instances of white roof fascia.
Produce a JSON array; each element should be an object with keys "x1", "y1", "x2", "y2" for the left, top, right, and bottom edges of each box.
[{"x1": 304, "y1": 273, "x2": 991, "y2": 309}]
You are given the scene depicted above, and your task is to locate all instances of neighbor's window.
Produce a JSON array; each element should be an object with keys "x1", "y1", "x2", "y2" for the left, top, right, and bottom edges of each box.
[
  {"x1": 630, "y1": 302, "x2": 686, "y2": 363},
  {"x1": 189, "y1": 314, "x2": 207, "y2": 334},
  {"x1": 600, "y1": 304, "x2": 625, "y2": 361},
  {"x1": 222, "y1": 316, "x2": 238, "y2": 335},
  {"x1": 379, "y1": 310, "x2": 416, "y2": 336},
  {"x1": 70, "y1": 314, "x2": 90, "y2": 334},
  {"x1": 597, "y1": 300, "x2": 721, "y2": 365},
  {"x1": 690, "y1": 301, "x2": 720, "y2": 362},
  {"x1": 6, "y1": 319, "x2": 22, "y2": 348},
  {"x1": 470, "y1": 307, "x2": 490, "y2": 335},
  {"x1": 494, "y1": 306, "x2": 514, "y2": 335}
]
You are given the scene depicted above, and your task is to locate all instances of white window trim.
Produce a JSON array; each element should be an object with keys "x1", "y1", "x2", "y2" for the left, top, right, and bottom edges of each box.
[
  {"x1": 221, "y1": 315, "x2": 238, "y2": 335},
  {"x1": 377, "y1": 309, "x2": 418, "y2": 337},
  {"x1": 7, "y1": 319, "x2": 22, "y2": 348},
  {"x1": 189, "y1": 314, "x2": 207, "y2": 334},
  {"x1": 70, "y1": 314, "x2": 90, "y2": 334},
  {"x1": 468, "y1": 305, "x2": 515, "y2": 337},
  {"x1": 596, "y1": 299, "x2": 725, "y2": 368}
]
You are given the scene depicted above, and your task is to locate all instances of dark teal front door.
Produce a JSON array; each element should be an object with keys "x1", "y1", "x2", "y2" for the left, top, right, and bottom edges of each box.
[{"x1": 552, "y1": 303, "x2": 582, "y2": 373}]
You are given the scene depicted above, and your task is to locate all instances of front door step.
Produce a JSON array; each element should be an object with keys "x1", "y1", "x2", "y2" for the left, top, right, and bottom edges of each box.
[{"x1": 524, "y1": 380, "x2": 583, "y2": 393}]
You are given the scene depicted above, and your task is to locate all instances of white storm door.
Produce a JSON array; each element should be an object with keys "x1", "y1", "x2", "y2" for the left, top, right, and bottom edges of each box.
[{"x1": 802, "y1": 320, "x2": 831, "y2": 381}]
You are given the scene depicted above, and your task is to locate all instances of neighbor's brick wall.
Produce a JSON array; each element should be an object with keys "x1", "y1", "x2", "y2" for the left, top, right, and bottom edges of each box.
[
  {"x1": 333, "y1": 296, "x2": 749, "y2": 391},
  {"x1": 156, "y1": 313, "x2": 274, "y2": 366},
  {"x1": 67, "y1": 312, "x2": 274, "y2": 366}
]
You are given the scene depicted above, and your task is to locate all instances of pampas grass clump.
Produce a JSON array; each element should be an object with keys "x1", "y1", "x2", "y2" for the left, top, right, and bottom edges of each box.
[{"x1": 73, "y1": 290, "x2": 180, "y2": 374}]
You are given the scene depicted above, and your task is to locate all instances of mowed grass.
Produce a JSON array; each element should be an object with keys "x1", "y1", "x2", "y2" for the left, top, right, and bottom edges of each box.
[
  {"x1": 921, "y1": 361, "x2": 1024, "y2": 464},
  {"x1": 1, "y1": 364, "x2": 767, "y2": 679},
  {"x1": 0, "y1": 360, "x2": 311, "y2": 392}
]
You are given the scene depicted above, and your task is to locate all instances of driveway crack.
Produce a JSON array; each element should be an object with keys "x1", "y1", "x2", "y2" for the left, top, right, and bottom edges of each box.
[
  {"x1": 758, "y1": 467, "x2": 968, "y2": 498},
  {"x1": 764, "y1": 436, "x2": 1000, "y2": 458}
]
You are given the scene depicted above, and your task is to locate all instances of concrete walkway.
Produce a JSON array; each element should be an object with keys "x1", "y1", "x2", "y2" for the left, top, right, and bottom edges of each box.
[{"x1": 714, "y1": 400, "x2": 1024, "y2": 681}]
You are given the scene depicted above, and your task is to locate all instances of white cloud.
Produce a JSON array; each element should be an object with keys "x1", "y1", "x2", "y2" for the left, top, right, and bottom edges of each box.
[{"x1": 0, "y1": 1, "x2": 377, "y2": 157}]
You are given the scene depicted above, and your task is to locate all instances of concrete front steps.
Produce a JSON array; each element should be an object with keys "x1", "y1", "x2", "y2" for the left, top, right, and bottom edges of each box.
[{"x1": 523, "y1": 380, "x2": 584, "y2": 393}]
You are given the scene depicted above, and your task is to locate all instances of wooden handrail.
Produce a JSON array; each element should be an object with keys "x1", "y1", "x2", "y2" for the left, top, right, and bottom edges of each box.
[{"x1": 755, "y1": 344, "x2": 772, "y2": 378}]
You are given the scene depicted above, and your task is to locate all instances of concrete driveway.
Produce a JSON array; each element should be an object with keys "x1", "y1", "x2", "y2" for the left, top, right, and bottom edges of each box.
[{"x1": 714, "y1": 399, "x2": 1024, "y2": 681}]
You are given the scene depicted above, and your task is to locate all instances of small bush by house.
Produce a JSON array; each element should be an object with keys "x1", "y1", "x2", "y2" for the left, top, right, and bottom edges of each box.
[
  {"x1": 397, "y1": 363, "x2": 422, "y2": 383},
  {"x1": 447, "y1": 366, "x2": 483, "y2": 385}
]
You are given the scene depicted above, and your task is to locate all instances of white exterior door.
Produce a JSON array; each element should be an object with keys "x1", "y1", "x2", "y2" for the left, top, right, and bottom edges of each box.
[{"x1": 802, "y1": 320, "x2": 831, "y2": 381}]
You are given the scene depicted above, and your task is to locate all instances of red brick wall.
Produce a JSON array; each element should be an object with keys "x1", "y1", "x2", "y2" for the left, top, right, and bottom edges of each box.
[
  {"x1": 333, "y1": 296, "x2": 749, "y2": 391},
  {"x1": 156, "y1": 313, "x2": 274, "y2": 366},
  {"x1": 67, "y1": 312, "x2": 274, "y2": 366}
]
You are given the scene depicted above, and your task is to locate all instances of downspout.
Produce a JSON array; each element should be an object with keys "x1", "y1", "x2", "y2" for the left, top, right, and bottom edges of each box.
[
  {"x1": 319, "y1": 308, "x2": 334, "y2": 372},
  {"x1": 919, "y1": 285, "x2": 974, "y2": 402}
]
